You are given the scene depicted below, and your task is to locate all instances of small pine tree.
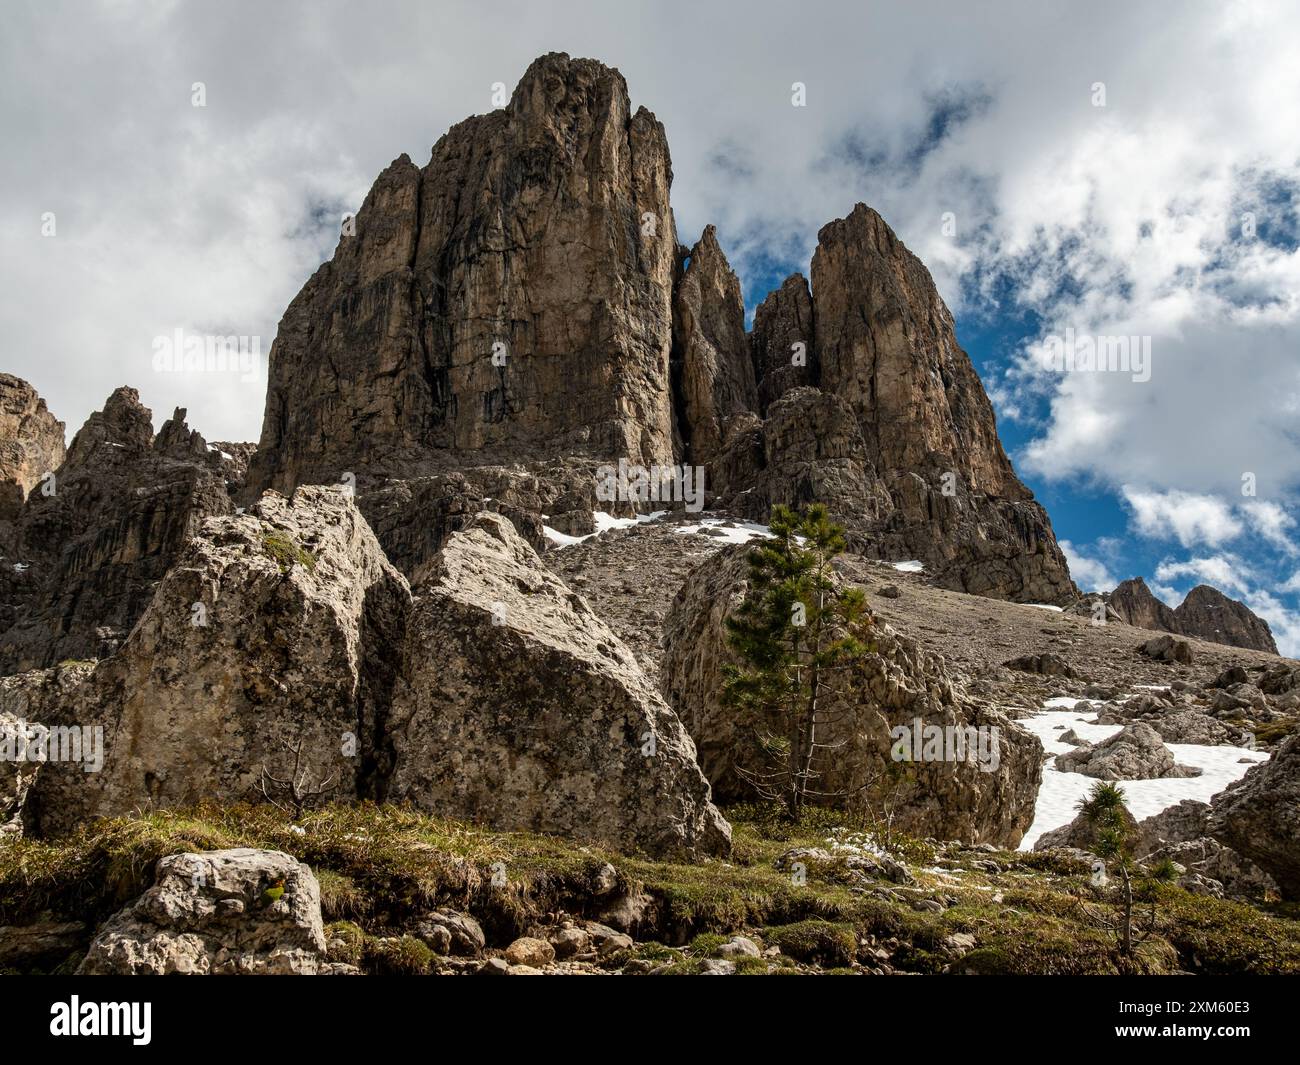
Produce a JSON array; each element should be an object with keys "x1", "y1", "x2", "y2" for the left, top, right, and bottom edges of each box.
[
  {"x1": 722, "y1": 504, "x2": 872, "y2": 822},
  {"x1": 1077, "y1": 781, "x2": 1177, "y2": 960}
]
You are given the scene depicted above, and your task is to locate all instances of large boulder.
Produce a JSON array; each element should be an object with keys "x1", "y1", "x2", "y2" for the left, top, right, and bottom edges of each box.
[
  {"x1": 385, "y1": 512, "x2": 730, "y2": 858},
  {"x1": 1138, "y1": 634, "x2": 1194, "y2": 665},
  {"x1": 659, "y1": 545, "x2": 1041, "y2": 845},
  {"x1": 1209, "y1": 734, "x2": 1300, "y2": 898},
  {"x1": 26, "y1": 486, "x2": 411, "y2": 835},
  {"x1": 1054, "y1": 722, "x2": 1200, "y2": 780},
  {"x1": 78, "y1": 849, "x2": 327, "y2": 974},
  {"x1": 0, "y1": 662, "x2": 94, "y2": 836}
]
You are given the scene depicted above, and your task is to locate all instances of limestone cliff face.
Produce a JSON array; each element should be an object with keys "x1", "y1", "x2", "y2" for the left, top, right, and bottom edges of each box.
[
  {"x1": 750, "y1": 273, "x2": 816, "y2": 413},
  {"x1": 247, "y1": 53, "x2": 678, "y2": 497},
  {"x1": 671, "y1": 225, "x2": 757, "y2": 467},
  {"x1": 812, "y1": 205, "x2": 1025, "y2": 501},
  {"x1": 1176, "y1": 585, "x2": 1277, "y2": 654},
  {"x1": 0, "y1": 374, "x2": 65, "y2": 522}
]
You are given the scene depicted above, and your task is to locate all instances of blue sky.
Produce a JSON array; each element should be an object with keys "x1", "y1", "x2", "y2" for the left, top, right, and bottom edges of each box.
[{"x1": 4, "y1": 0, "x2": 1299, "y2": 651}]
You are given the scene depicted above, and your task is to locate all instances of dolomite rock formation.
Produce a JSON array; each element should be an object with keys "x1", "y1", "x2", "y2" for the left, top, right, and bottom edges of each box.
[
  {"x1": 0, "y1": 388, "x2": 242, "y2": 673},
  {"x1": 1102, "y1": 577, "x2": 1277, "y2": 654},
  {"x1": 1210, "y1": 733, "x2": 1300, "y2": 898},
  {"x1": 1108, "y1": 577, "x2": 1182, "y2": 633},
  {"x1": 698, "y1": 206, "x2": 1075, "y2": 603},
  {"x1": 27, "y1": 485, "x2": 411, "y2": 836},
  {"x1": 385, "y1": 512, "x2": 731, "y2": 858},
  {"x1": 750, "y1": 273, "x2": 816, "y2": 413},
  {"x1": 0, "y1": 662, "x2": 93, "y2": 836},
  {"x1": 1175, "y1": 584, "x2": 1278, "y2": 654},
  {"x1": 235, "y1": 54, "x2": 1074, "y2": 607},
  {"x1": 672, "y1": 225, "x2": 757, "y2": 467},
  {"x1": 0, "y1": 374, "x2": 65, "y2": 522},
  {"x1": 78, "y1": 849, "x2": 328, "y2": 975},
  {"x1": 801, "y1": 205, "x2": 1074, "y2": 602},
  {"x1": 247, "y1": 52, "x2": 678, "y2": 499},
  {"x1": 659, "y1": 545, "x2": 1041, "y2": 845}
]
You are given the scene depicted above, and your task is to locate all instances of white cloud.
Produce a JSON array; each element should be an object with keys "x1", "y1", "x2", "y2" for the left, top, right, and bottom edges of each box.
[
  {"x1": 1058, "y1": 539, "x2": 1115, "y2": 593},
  {"x1": 1122, "y1": 488, "x2": 1244, "y2": 548},
  {"x1": 1243, "y1": 500, "x2": 1299, "y2": 555},
  {"x1": 1153, "y1": 555, "x2": 1252, "y2": 596},
  {"x1": 4, "y1": 0, "x2": 1299, "y2": 468},
  {"x1": 1239, "y1": 590, "x2": 1300, "y2": 659}
]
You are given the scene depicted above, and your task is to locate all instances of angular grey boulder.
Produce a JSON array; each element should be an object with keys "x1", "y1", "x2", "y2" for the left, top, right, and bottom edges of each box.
[
  {"x1": 1054, "y1": 722, "x2": 1200, "y2": 780},
  {"x1": 385, "y1": 512, "x2": 730, "y2": 858},
  {"x1": 28, "y1": 485, "x2": 411, "y2": 835},
  {"x1": 660, "y1": 545, "x2": 1041, "y2": 846},
  {"x1": 78, "y1": 848, "x2": 326, "y2": 974}
]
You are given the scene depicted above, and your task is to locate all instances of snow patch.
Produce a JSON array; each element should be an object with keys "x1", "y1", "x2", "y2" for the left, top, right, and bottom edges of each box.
[
  {"x1": 1016, "y1": 700, "x2": 1268, "y2": 850},
  {"x1": 673, "y1": 519, "x2": 774, "y2": 545},
  {"x1": 543, "y1": 510, "x2": 667, "y2": 549}
]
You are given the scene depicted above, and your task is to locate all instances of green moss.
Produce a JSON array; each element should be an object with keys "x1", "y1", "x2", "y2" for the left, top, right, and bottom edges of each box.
[
  {"x1": 262, "y1": 531, "x2": 317, "y2": 574},
  {"x1": 1252, "y1": 717, "x2": 1299, "y2": 747},
  {"x1": 363, "y1": 934, "x2": 434, "y2": 975},
  {"x1": 764, "y1": 920, "x2": 857, "y2": 966},
  {"x1": 325, "y1": 920, "x2": 365, "y2": 966}
]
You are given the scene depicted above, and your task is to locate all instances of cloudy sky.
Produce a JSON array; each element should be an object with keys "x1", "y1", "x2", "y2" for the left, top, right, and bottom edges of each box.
[{"x1": 5, "y1": 0, "x2": 1300, "y2": 651}]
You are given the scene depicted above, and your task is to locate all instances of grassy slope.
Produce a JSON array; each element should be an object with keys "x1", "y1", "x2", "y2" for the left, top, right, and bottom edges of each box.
[{"x1": 3, "y1": 802, "x2": 1298, "y2": 975}]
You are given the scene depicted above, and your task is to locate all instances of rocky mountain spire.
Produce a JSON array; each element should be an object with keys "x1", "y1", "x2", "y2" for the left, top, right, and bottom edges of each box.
[
  {"x1": 671, "y1": 225, "x2": 757, "y2": 466},
  {"x1": 237, "y1": 55, "x2": 1073, "y2": 602},
  {"x1": 1109, "y1": 577, "x2": 1183, "y2": 632},
  {"x1": 811, "y1": 203, "x2": 1026, "y2": 500},
  {"x1": 750, "y1": 272, "x2": 816, "y2": 413},
  {"x1": 1176, "y1": 584, "x2": 1277, "y2": 654},
  {"x1": 247, "y1": 52, "x2": 678, "y2": 497}
]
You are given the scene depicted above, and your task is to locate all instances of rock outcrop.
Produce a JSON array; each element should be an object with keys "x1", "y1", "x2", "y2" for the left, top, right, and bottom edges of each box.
[
  {"x1": 1175, "y1": 584, "x2": 1278, "y2": 654},
  {"x1": 0, "y1": 389, "x2": 243, "y2": 673},
  {"x1": 672, "y1": 225, "x2": 757, "y2": 468},
  {"x1": 247, "y1": 52, "x2": 678, "y2": 499},
  {"x1": 78, "y1": 849, "x2": 327, "y2": 974},
  {"x1": 0, "y1": 374, "x2": 65, "y2": 523},
  {"x1": 800, "y1": 205, "x2": 1075, "y2": 603},
  {"x1": 1035, "y1": 798, "x2": 1277, "y2": 900},
  {"x1": 1054, "y1": 722, "x2": 1200, "y2": 780},
  {"x1": 385, "y1": 512, "x2": 730, "y2": 857},
  {"x1": 659, "y1": 545, "x2": 1041, "y2": 845},
  {"x1": 26, "y1": 486, "x2": 411, "y2": 835},
  {"x1": 1108, "y1": 577, "x2": 1182, "y2": 633},
  {"x1": 1102, "y1": 577, "x2": 1278, "y2": 655},
  {"x1": 235, "y1": 55, "x2": 1074, "y2": 608},
  {"x1": 750, "y1": 274, "x2": 816, "y2": 413},
  {"x1": 1210, "y1": 733, "x2": 1300, "y2": 898}
]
